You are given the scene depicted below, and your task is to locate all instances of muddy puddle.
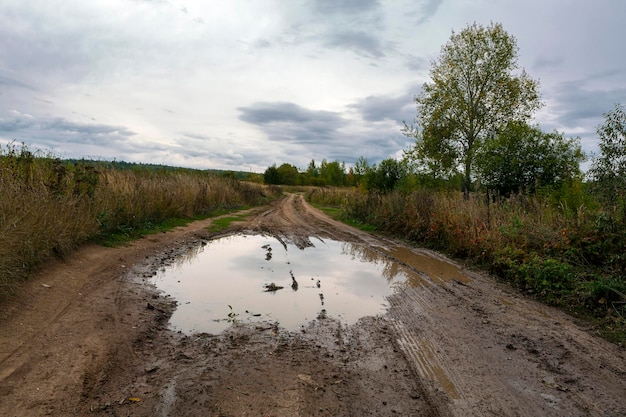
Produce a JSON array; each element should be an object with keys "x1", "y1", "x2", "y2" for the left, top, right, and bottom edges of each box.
[{"x1": 151, "y1": 234, "x2": 468, "y2": 334}]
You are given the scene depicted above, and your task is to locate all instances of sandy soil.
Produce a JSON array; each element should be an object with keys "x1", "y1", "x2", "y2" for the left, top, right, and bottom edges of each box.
[{"x1": 1, "y1": 193, "x2": 625, "y2": 416}]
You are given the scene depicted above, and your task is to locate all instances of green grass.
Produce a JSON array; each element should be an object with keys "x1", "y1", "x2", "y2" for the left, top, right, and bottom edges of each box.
[
  {"x1": 313, "y1": 205, "x2": 342, "y2": 219},
  {"x1": 99, "y1": 207, "x2": 257, "y2": 246},
  {"x1": 311, "y1": 203, "x2": 378, "y2": 232},
  {"x1": 97, "y1": 216, "x2": 203, "y2": 247},
  {"x1": 207, "y1": 212, "x2": 251, "y2": 233},
  {"x1": 344, "y1": 218, "x2": 378, "y2": 232}
]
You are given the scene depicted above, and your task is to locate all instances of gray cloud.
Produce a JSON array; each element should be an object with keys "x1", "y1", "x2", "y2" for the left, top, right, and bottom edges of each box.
[
  {"x1": 175, "y1": 133, "x2": 276, "y2": 171},
  {"x1": 253, "y1": 38, "x2": 271, "y2": 48},
  {"x1": 181, "y1": 132, "x2": 213, "y2": 141},
  {"x1": 551, "y1": 80, "x2": 626, "y2": 127},
  {"x1": 0, "y1": 74, "x2": 36, "y2": 91},
  {"x1": 127, "y1": 0, "x2": 169, "y2": 4},
  {"x1": 45, "y1": 118, "x2": 135, "y2": 143},
  {"x1": 0, "y1": 111, "x2": 37, "y2": 132},
  {"x1": 350, "y1": 91, "x2": 416, "y2": 123},
  {"x1": 0, "y1": 111, "x2": 135, "y2": 146},
  {"x1": 324, "y1": 30, "x2": 385, "y2": 58},
  {"x1": 1, "y1": 1, "x2": 624, "y2": 172},
  {"x1": 0, "y1": 2, "x2": 209, "y2": 89},
  {"x1": 279, "y1": 0, "x2": 388, "y2": 59},
  {"x1": 533, "y1": 55, "x2": 565, "y2": 71},
  {"x1": 0, "y1": 12, "x2": 97, "y2": 83},
  {"x1": 310, "y1": 126, "x2": 410, "y2": 166},
  {"x1": 311, "y1": 0, "x2": 380, "y2": 15},
  {"x1": 416, "y1": 0, "x2": 443, "y2": 24},
  {"x1": 401, "y1": 0, "x2": 443, "y2": 25},
  {"x1": 238, "y1": 101, "x2": 347, "y2": 142},
  {"x1": 237, "y1": 100, "x2": 411, "y2": 168},
  {"x1": 405, "y1": 54, "x2": 429, "y2": 72},
  {"x1": 534, "y1": 74, "x2": 626, "y2": 156}
]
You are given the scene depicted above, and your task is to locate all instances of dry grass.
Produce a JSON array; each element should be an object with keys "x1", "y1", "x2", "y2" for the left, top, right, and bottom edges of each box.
[
  {"x1": 0, "y1": 144, "x2": 274, "y2": 294},
  {"x1": 309, "y1": 186, "x2": 625, "y2": 341}
]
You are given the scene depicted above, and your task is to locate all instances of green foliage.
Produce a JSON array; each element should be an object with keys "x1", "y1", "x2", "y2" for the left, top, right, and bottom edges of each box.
[
  {"x1": 263, "y1": 164, "x2": 281, "y2": 185},
  {"x1": 508, "y1": 254, "x2": 576, "y2": 304},
  {"x1": 589, "y1": 103, "x2": 626, "y2": 207},
  {"x1": 334, "y1": 187, "x2": 625, "y2": 342},
  {"x1": 402, "y1": 123, "x2": 459, "y2": 181},
  {"x1": 361, "y1": 158, "x2": 406, "y2": 193},
  {"x1": 319, "y1": 159, "x2": 347, "y2": 186},
  {"x1": 206, "y1": 212, "x2": 251, "y2": 233},
  {"x1": 410, "y1": 22, "x2": 542, "y2": 196},
  {"x1": 476, "y1": 122, "x2": 584, "y2": 196},
  {"x1": 276, "y1": 163, "x2": 300, "y2": 185},
  {"x1": 352, "y1": 156, "x2": 371, "y2": 186},
  {"x1": 263, "y1": 159, "x2": 350, "y2": 186}
]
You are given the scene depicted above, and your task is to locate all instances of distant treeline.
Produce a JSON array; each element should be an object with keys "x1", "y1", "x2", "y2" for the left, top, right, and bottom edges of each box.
[
  {"x1": 66, "y1": 158, "x2": 264, "y2": 182},
  {"x1": 263, "y1": 157, "x2": 452, "y2": 191}
]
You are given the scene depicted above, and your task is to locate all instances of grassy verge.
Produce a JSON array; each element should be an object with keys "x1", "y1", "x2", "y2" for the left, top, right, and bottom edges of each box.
[
  {"x1": 206, "y1": 212, "x2": 253, "y2": 233},
  {"x1": 306, "y1": 187, "x2": 379, "y2": 232},
  {"x1": 0, "y1": 144, "x2": 279, "y2": 295},
  {"x1": 311, "y1": 203, "x2": 378, "y2": 232},
  {"x1": 307, "y1": 186, "x2": 625, "y2": 344},
  {"x1": 97, "y1": 216, "x2": 204, "y2": 247}
]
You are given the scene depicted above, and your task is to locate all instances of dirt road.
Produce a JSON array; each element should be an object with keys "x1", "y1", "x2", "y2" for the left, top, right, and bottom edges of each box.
[{"x1": 1, "y1": 194, "x2": 625, "y2": 416}]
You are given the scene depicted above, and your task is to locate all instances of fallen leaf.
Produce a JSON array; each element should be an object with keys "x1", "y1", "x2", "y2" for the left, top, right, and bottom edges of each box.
[{"x1": 127, "y1": 397, "x2": 141, "y2": 402}]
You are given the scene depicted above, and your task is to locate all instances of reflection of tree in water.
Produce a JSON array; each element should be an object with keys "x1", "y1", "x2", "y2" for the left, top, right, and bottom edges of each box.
[
  {"x1": 340, "y1": 242, "x2": 412, "y2": 285},
  {"x1": 158, "y1": 240, "x2": 206, "y2": 272}
]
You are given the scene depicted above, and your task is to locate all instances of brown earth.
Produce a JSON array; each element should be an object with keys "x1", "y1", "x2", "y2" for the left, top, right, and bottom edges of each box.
[{"x1": 1, "y1": 193, "x2": 625, "y2": 416}]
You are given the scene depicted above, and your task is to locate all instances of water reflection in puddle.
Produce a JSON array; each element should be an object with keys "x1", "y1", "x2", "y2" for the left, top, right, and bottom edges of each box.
[{"x1": 151, "y1": 234, "x2": 467, "y2": 334}]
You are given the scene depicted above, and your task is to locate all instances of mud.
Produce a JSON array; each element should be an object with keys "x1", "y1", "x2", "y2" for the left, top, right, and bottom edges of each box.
[{"x1": 1, "y1": 193, "x2": 625, "y2": 416}]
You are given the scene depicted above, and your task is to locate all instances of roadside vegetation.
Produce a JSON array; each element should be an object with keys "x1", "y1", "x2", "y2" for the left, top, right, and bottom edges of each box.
[
  {"x1": 286, "y1": 23, "x2": 626, "y2": 342},
  {"x1": 0, "y1": 143, "x2": 277, "y2": 295},
  {"x1": 307, "y1": 186, "x2": 625, "y2": 342}
]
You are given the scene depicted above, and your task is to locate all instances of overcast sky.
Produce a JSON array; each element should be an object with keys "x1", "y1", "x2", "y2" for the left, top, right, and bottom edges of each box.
[{"x1": 1, "y1": 0, "x2": 625, "y2": 172}]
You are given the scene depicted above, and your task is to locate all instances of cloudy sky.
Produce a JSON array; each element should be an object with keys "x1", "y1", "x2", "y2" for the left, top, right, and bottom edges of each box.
[{"x1": 1, "y1": 0, "x2": 625, "y2": 172}]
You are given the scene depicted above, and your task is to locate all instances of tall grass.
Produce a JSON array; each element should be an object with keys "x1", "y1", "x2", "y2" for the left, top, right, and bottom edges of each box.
[
  {"x1": 305, "y1": 187, "x2": 354, "y2": 207},
  {"x1": 0, "y1": 144, "x2": 275, "y2": 295},
  {"x1": 308, "y1": 186, "x2": 626, "y2": 342}
]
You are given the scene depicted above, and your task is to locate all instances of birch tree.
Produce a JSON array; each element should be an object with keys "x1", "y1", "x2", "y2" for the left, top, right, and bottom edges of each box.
[{"x1": 410, "y1": 22, "x2": 542, "y2": 197}]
